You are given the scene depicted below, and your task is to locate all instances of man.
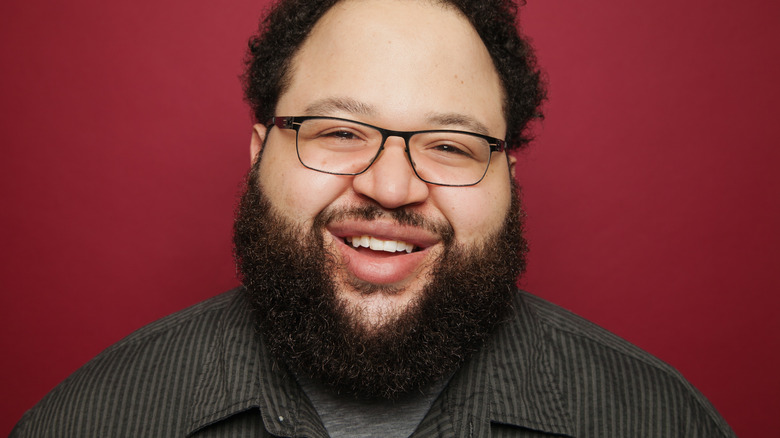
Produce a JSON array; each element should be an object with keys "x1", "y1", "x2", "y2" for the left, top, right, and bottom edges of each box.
[{"x1": 12, "y1": 0, "x2": 735, "y2": 436}]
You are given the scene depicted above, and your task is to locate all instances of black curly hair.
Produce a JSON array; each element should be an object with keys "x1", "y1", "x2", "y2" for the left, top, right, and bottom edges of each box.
[{"x1": 243, "y1": 0, "x2": 545, "y2": 150}]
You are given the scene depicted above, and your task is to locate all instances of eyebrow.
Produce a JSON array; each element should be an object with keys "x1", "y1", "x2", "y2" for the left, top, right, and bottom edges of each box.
[
  {"x1": 424, "y1": 112, "x2": 492, "y2": 136},
  {"x1": 304, "y1": 97, "x2": 377, "y2": 118}
]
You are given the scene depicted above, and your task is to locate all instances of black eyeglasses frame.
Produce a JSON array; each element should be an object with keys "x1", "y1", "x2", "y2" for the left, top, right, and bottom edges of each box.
[{"x1": 266, "y1": 115, "x2": 506, "y2": 187}]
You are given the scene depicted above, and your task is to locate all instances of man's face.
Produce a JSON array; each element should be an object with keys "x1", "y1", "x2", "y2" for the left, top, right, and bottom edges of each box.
[{"x1": 250, "y1": 0, "x2": 514, "y2": 327}]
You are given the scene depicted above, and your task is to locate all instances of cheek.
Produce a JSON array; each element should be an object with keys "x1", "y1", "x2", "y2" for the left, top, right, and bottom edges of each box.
[
  {"x1": 435, "y1": 188, "x2": 511, "y2": 245},
  {"x1": 257, "y1": 146, "x2": 351, "y2": 226},
  {"x1": 436, "y1": 160, "x2": 514, "y2": 244}
]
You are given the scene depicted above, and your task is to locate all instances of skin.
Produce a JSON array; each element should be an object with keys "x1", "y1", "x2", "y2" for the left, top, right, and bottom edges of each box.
[{"x1": 250, "y1": 0, "x2": 516, "y2": 326}]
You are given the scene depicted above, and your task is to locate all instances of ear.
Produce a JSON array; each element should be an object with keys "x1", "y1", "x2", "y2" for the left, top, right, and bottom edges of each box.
[
  {"x1": 250, "y1": 123, "x2": 268, "y2": 165},
  {"x1": 507, "y1": 153, "x2": 517, "y2": 179}
]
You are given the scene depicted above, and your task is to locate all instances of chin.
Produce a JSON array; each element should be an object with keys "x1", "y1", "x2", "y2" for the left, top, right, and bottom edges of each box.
[{"x1": 336, "y1": 280, "x2": 426, "y2": 331}]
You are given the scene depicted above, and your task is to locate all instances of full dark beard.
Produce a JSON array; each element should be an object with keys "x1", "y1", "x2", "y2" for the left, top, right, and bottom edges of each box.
[{"x1": 233, "y1": 163, "x2": 527, "y2": 400}]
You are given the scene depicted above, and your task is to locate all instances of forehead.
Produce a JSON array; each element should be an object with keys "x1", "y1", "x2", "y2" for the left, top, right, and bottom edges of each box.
[{"x1": 277, "y1": 0, "x2": 506, "y2": 135}]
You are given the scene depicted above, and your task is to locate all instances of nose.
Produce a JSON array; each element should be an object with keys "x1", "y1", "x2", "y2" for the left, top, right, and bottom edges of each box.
[{"x1": 351, "y1": 136, "x2": 430, "y2": 209}]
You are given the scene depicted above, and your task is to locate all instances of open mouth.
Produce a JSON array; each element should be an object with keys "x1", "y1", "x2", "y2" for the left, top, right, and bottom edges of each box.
[
  {"x1": 345, "y1": 236, "x2": 419, "y2": 254},
  {"x1": 332, "y1": 229, "x2": 434, "y2": 284}
]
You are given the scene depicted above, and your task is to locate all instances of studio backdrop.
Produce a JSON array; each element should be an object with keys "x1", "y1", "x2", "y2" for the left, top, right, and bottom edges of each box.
[{"x1": 2, "y1": 0, "x2": 778, "y2": 436}]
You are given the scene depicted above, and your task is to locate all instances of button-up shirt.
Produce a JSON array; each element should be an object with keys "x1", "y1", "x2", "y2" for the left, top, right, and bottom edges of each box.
[{"x1": 12, "y1": 288, "x2": 735, "y2": 437}]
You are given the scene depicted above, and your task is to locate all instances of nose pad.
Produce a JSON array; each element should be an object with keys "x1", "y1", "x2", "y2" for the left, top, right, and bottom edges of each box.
[{"x1": 351, "y1": 137, "x2": 429, "y2": 209}]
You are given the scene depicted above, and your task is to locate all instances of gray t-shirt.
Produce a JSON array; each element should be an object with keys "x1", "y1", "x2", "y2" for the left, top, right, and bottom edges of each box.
[{"x1": 297, "y1": 376, "x2": 449, "y2": 438}]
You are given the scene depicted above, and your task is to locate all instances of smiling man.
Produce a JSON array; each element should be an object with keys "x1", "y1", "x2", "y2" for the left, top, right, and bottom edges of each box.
[
  {"x1": 12, "y1": 0, "x2": 736, "y2": 437},
  {"x1": 234, "y1": 0, "x2": 526, "y2": 404}
]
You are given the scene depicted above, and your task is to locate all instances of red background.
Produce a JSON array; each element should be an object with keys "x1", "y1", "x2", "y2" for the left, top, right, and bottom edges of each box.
[{"x1": 2, "y1": 0, "x2": 778, "y2": 435}]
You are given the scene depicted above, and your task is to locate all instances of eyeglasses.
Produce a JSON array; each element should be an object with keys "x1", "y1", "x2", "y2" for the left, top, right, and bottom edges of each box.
[{"x1": 266, "y1": 116, "x2": 506, "y2": 187}]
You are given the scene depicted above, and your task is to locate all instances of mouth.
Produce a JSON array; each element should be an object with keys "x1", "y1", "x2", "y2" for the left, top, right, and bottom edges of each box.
[
  {"x1": 327, "y1": 221, "x2": 439, "y2": 285},
  {"x1": 344, "y1": 235, "x2": 418, "y2": 254}
]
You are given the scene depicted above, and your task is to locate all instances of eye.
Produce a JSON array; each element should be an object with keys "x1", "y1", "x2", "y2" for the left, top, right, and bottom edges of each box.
[
  {"x1": 315, "y1": 124, "x2": 371, "y2": 142},
  {"x1": 430, "y1": 143, "x2": 473, "y2": 158},
  {"x1": 427, "y1": 142, "x2": 474, "y2": 160},
  {"x1": 324, "y1": 129, "x2": 360, "y2": 140},
  {"x1": 311, "y1": 125, "x2": 372, "y2": 152}
]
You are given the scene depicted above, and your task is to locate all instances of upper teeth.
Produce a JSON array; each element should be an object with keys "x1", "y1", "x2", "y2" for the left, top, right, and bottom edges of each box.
[{"x1": 347, "y1": 236, "x2": 415, "y2": 253}]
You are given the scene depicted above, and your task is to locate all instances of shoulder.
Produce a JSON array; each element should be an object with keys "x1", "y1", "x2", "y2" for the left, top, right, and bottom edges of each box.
[
  {"x1": 509, "y1": 291, "x2": 735, "y2": 437},
  {"x1": 517, "y1": 291, "x2": 672, "y2": 369},
  {"x1": 11, "y1": 289, "x2": 245, "y2": 437}
]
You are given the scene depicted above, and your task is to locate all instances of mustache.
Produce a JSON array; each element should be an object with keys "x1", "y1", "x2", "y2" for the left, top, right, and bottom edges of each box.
[{"x1": 314, "y1": 202, "x2": 454, "y2": 244}]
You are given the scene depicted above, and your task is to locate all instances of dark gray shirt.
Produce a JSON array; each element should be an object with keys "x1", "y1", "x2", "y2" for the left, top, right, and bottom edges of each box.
[
  {"x1": 296, "y1": 372, "x2": 449, "y2": 437},
  {"x1": 12, "y1": 288, "x2": 736, "y2": 437}
]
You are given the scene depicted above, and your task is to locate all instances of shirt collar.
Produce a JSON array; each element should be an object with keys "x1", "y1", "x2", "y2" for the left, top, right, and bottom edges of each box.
[
  {"x1": 484, "y1": 292, "x2": 576, "y2": 435},
  {"x1": 187, "y1": 289, "x2": 327, "y2": 437},
  {"x1": 417, "y1": 292, "x2": 576, "y2": 437}
]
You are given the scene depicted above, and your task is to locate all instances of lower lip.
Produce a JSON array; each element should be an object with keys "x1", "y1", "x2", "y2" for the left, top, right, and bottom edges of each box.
[{"x1": 332, "y1": 237, "x2": 431, "y2": 285}]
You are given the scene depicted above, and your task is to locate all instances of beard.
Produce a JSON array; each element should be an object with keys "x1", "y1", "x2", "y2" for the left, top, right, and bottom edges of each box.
[{"x1": 233, "y1": 161, "x2": 527, "y2": 400}]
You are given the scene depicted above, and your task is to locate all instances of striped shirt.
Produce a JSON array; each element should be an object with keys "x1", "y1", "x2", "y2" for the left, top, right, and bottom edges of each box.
[{"x1": 12, "y1": 288, "x2": 735, "y2": 437}]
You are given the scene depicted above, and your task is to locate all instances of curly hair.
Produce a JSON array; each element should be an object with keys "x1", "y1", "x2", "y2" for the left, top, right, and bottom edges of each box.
[{"x1": 243, "y1": 0, "x2": 545, "y2": 150}]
